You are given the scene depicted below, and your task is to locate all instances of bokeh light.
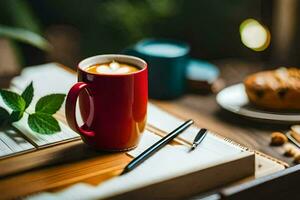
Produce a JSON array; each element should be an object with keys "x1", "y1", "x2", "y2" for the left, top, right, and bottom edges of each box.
[{"x1": 239, "y1": 18, "x2": 271, "y2": 51}]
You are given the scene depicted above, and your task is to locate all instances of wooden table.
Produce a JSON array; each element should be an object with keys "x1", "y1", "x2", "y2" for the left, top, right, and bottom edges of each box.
[{"x1": 0, "y1": 59, "x2": 297, "y2": 199}]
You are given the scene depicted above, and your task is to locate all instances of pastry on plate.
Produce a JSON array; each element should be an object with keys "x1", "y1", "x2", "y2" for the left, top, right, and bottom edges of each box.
[{"x1": 244, "y1": 67, "x2": 300, "y2": 110}]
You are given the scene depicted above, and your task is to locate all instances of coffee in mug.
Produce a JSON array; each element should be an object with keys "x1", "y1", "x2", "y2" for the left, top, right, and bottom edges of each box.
[{"x1": 86, "y1": 61, "x2": 139, "y2": 74}]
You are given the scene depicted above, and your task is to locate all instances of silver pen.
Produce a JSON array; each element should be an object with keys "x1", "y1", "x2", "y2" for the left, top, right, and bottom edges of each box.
[{"x1": 191, "y1": 128, "x2": 208, "y2": 150}]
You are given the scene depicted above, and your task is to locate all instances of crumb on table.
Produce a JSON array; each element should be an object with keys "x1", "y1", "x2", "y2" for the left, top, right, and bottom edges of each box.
[{"x1": 270, "y1": 132, "x2": 288, "y2": 146}]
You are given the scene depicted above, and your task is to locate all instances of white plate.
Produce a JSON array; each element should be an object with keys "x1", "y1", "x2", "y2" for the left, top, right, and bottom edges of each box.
[{"x1": 216, "y1": 83, "x2": 300, "y2": 123}]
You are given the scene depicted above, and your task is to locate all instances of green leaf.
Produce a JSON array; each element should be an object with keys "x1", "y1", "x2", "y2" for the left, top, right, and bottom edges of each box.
[
  {"x1": 21, "y1": 82, "x2": 34, "y2": 109},
  {"x1": 28, "y1": 113, "x2": 61, "y2": 134},
  {"x1": 9, "y1": 111, "x2": 24, "y2": 123},
  {"x1": 35, "y1": 94, "x2": 66, "y2": 114},
  {"x1": 0, "y1": 89, "x2": 26, "y2": 111},
  {"x1": 0, "y1": 107, "x2": 10, "y2": 127},
  {"x1": 0, "y1": 25, "x2": 50, "y2": 51}
]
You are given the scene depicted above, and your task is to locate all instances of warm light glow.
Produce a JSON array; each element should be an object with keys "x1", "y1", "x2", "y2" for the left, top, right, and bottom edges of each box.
[{"x1": 240, "y1": 19, "x2": 271, "y2": 51}]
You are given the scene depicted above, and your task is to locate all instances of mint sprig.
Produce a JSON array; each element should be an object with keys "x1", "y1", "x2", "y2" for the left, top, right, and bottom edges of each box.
[
  {"x1": 0, "y1": 90, "x2": 26, "y2": 111},
  {"x1": 21, "y1": 81, "x2": 34, "y2": 109},
  {"x1": 0, "y1": 82, "x2": 65, "y2": 134},
  {"x1": 28, "y1": 113, "x2": 60, "y2": 134},
  {"x1": 35, "y1": 94, "x2": 65, "y2": 114},
  {"x1": 0, "y1": 107, "x2": 10, "y2": 127},
  {"x1": 10, "y1": 111, "x2": 24, "y2": 123}
]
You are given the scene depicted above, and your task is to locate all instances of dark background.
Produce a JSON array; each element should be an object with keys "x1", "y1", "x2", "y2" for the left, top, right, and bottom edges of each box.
[{"x1": 0, "y1": 0, "x2": 299, "y2": 70}]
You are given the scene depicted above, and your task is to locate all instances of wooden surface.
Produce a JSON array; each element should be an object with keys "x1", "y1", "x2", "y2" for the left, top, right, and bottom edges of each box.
[{"x1": 0, "y1": 59, "x2": 297, "y2": 199}]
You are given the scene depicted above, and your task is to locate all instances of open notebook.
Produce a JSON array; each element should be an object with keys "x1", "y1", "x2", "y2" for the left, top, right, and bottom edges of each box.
[
  {"x1": 0, "y1": 64, "x2": 79, "y2": 157},
  {"x1": 29, "y1": 134, "x2": 254, "y2": 199},
  {"x1": 0, "y1": 63, "x2": 285, "y2": 199}
]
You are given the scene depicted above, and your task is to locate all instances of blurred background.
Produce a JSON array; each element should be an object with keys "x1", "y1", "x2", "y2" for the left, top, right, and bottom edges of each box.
[{"x1": 0, "y1": 0, "x2": 298, "y2": 76}]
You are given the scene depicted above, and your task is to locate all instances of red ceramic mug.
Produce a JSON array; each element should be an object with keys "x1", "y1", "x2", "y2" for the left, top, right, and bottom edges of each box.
[{"x1": 65, "y1": 55, "x2": 148, "y2": 151}]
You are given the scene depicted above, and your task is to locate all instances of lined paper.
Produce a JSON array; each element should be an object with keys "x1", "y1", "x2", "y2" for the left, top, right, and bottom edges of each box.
[{"x1": 0, "y1": 128, "x2": 35, "y2": 158}]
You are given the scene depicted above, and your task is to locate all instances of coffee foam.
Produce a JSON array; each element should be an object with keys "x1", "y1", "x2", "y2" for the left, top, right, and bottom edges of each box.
[{"x1": 87, "y1": 61, "x2": 139, "y2": 75}]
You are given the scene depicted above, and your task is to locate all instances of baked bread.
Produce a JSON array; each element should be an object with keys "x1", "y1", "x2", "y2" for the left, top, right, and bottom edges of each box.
[{"x1": 244, "y1": 67, "x2": 300, "y2": 110}]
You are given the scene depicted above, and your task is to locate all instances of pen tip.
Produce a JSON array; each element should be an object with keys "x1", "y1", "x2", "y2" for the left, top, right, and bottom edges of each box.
[
  {"x1": 190, "y1": 143, "x2": 197, "y2": 150},
  {"x1": 120, "y1": 169, "x2": 127, "y2": 175},
  {"x1": 120, "y1": 166, "x2": 131, "y2": 175}
]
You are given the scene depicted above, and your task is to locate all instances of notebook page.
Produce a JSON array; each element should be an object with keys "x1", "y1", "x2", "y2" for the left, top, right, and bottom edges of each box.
[
  {"x1": 7, "y1": 63, "x2": 80, "y2": 147},
  {"x1": 28, "y1": 131, "x2": 252, "y2": 200},
  {"x1": 128, "y1": 128, "x2": 242, "y2": 160},
  {"x1": 128, "y1": 130, "x2": 164, "y2": 157},
  {"x1": 0, "y1": 128, "x2": 35, "y2": 158},
  {"x1": 147, "y1": 103, "x2": 245, "y2": 155},
  {"x1": 10, "y1": 63, "x2": 76, "y2": 96}
]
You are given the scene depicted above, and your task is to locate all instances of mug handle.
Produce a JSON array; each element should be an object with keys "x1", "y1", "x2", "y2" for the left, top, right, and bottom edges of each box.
[{"x1": 65, "y1": 82, "x2": 95, "y2": 138}]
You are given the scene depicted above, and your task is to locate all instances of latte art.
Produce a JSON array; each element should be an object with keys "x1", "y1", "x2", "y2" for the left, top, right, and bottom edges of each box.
[{"x1": 86, "y1": 61, "x2": 139, "y2": 75}]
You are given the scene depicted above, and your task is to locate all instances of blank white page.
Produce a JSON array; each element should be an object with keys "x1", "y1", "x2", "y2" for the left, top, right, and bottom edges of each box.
[{"x1": 128, "y1": 130, "x2": 165, "y2": 157}]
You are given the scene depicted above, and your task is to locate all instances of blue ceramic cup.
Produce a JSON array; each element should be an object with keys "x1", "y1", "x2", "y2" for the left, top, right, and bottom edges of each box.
[{"x1": 123, "y1": 39, "x2": 190, "y2": 99}]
